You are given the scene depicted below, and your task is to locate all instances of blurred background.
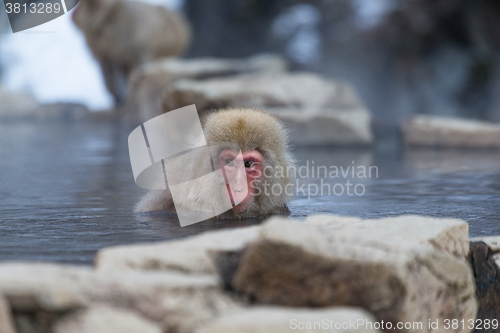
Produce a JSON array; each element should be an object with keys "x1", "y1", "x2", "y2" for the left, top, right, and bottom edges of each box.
[{"x1": 2, "y1": 0, "x2": 500, "y2": 126}]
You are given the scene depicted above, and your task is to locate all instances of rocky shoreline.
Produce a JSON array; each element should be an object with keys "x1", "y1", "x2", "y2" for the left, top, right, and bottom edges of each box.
[
  {"x1": 4, "y1": 54, "x2": 500, "y2": 148},
  {"x1": 1, "y1": 54, "x2": 374, "y2": 147},
  {"x1": 0, "y1": 214, "x2": 498, "y2": 333}
]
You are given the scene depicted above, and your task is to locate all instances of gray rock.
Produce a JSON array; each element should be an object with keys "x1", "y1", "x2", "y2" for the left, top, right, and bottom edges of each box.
[
  {"x1": 230, "y1": 215, "x2": 476, "y2": 333},
  {"x1": 268, "y1": 107, "x2": 372, "y2": 145},
  {"x1": 94, "y1": 226, "x2": 261, "y2": 274},
  {"x1": 0, "y1": 263, "x2": 237, "y2": 333},
  {"x1": 33, "y1": 103, "x2": 90, "y2": 121},
  {"x1": 127, "y1": 54, "x2": 287, "y2": 122},
  {"x1": 0, "y1": 296, "x2": 15, "y2": 333},
  {"x1": 195, "y1": 306, "x2": 381, "y2": 333},
  {"x1": 53, "y1": 306, "x2": 162, "y2": 333},
  {"x1": 0, "y1": 89, "x2": 39, "y2": 120},
  {"x1": 304, "y1": 214, "x2": 470, "y2": 258},
  {"x1": 162, "y1": 72, "x2": 373, "y2": 145},
  {"x1": 163, "y1": 72, "x2": 363, "y2": 111},
  {"x1": 468, "y1": 240, "x2": 500, "y2": 333},
  {"x1": 470, "y1": 236, "x2": 500, "y2": 252},
  {"x1": 402, "y1": 115, "x2": 500, "y2": 147},
  {"x1": 0, "y1": 88, "x2": 90, "y2": 121},
  {"x1": 404, "y1": 149, "x2": 500, "y2": 175}
]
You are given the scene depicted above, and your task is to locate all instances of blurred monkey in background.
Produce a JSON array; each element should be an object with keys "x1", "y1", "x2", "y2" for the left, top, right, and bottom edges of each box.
[{"x1": 73, "y1": 0, "x2": 191, "y2": 104}]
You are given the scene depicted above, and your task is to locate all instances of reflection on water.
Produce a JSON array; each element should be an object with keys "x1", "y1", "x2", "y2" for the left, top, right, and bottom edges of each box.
[{"x1": 0, "y1": 122, "x2": 499, "y2": 264}]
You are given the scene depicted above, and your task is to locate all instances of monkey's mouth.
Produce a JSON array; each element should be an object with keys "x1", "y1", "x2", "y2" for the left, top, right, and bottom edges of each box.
[{"x1": 226, "y1": 184, "x2": 252, "y2": 211}]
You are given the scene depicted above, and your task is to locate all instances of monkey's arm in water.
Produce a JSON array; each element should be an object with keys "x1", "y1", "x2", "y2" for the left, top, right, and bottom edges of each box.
[
  {"x1": 135, "y1": 189, "x2": 175, "y2": 213},
  {"x1": 134, "y1": 146, "x2": 214, "y2": 214}
]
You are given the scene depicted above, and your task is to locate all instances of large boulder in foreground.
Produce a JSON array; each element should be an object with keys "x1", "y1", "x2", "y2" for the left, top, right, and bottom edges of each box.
[
  {"x1": 53, "y1": 306, "x2": 162, "y2": 333},
  {"x1": 162, "y1": 72, "x2": 373, "y2": 146},
  {"x1": 0, "y1": 296, "x2": 15, "y2": 333},
  {"x1": 469, "y1": 236, "x2": 500, "y2": 333},
  {"x1": 402, "y1": 115, "x2": 500, "y2": 147},
  {"x1": 0, "y1": 263, "x2": 236, "y2": 333},
  {"x1": 128, "y1": 54, "x2": 286, "y2": 122},
  {"x1": 95, "y1": 226, "x2": 260, "y2": 274},
  {"x1": 226, "y1": 215, "x2": 476, "y2": 333},
  {"x1": 195, "y1": 306, "x2": 380, "y2": 333}
]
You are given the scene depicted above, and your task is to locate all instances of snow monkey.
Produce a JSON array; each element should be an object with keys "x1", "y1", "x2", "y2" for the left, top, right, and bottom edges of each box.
[
  {"x1": 72, "y1": 0, "x2": 191, "y2": 104},
  {"x1": 135, "y1": 109, "x2": 295, "y2": 219}
]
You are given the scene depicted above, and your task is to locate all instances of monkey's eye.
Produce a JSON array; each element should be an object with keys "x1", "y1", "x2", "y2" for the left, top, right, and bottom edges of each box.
[
  {"x1": 244, "y1": 161, "x2": 254, "y2": 168},
  {"x1": 225, "y1": 159, "x2": 235, "y2": 167}
]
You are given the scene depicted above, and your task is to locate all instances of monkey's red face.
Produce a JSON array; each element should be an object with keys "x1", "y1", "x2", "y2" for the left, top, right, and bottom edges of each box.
[{"x1": 219, "y1": 149, "x2": 263, "y2": 213}]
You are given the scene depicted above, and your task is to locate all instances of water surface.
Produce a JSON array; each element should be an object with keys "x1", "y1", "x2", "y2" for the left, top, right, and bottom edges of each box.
[{"x1": 0, "y1": 121, "x2": 499, "y2": 264}]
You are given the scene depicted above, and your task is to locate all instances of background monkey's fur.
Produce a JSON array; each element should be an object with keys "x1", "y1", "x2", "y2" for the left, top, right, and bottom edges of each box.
[
  {"x1": 135, "y1": 108, "x2": 295, "y2": 218},
  {"x1": 73, "y1": 0, "x2": 191, "y2": 104}
]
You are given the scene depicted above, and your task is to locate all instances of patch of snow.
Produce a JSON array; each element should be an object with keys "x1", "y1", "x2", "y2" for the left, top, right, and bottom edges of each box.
[{"x1": 139, "y1": 0, "x2": 183, "y2": 10}]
